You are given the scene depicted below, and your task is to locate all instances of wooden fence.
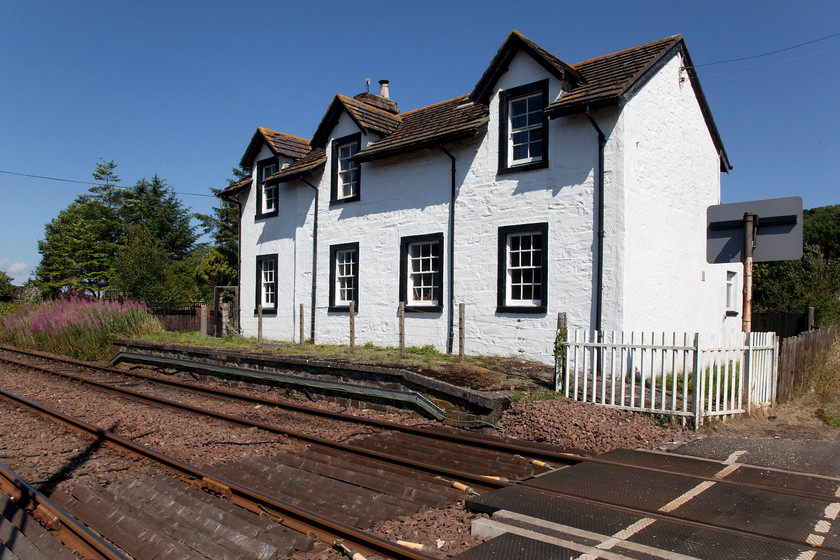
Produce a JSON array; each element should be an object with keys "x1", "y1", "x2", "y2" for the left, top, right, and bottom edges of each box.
[
  {"x1": 776, "y1": 325, "x2": 837, "y2": 403},
  {"x1": 557, "y1": 330, "x2": 778, "y2": 428}
]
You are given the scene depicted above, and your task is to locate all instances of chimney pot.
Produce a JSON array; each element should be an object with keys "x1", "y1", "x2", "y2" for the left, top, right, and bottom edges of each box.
[{"x1": 379, "y1": 79, "x2": 390, "y2": 99}]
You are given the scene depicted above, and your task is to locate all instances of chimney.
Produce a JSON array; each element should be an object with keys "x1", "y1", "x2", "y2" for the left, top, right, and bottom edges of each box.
[{"x1": 353, "y1": 79, "x2": 399, "y2": 114}]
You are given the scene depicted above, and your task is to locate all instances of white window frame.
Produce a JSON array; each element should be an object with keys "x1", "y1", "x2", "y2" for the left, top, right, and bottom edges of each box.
[
  {"x1": 400, "y1": 233, "x2": 443, "y2": 312},
  {"x1": 256, "y1": 254, "x2": 277, "y2": 313},
  {"x1": 726, "y1": 270, "x2": 738, "y2": 313},
  {"x1": 408, "y1": 241, "x2": 440, "y2": 306},
  {"x1": 337, "y1": 142, "x2": 359, "y2": 199},
  {"x1": 261, "y1": 161, "x2": 278, "y2": 213},
  {"x1": 497, "y1": 223, "x2": 547, "y2": 313},
  {"x1": 508, "y1": 92, "x2": 544, "y2": 166}
]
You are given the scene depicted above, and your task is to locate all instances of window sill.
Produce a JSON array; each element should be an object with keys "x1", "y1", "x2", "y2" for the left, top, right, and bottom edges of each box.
[
  {"x1": 329, "y1": 195, "x2": 360, "y2": 206},
  {"x1": 255, "y1": 210, "x2": 278, "y2": 220},
  {"x1": 498, "y1": 160, "x2": 548, "y2": 176},
  {"x1": 328, "y1": 305, "x2": 358, "y2": 313},
  {"x1": 497, "y1": 305, "x2": 546, "y2": 315},
  {"x1": 254, "y1": 308, "x2": 277, "y2": 315},
  {"x1": 404, "y1": 305, "x2": 443, "y2": 314}
]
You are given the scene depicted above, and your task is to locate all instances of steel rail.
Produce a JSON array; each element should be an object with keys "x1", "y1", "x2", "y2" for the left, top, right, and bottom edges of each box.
[
  {"x1": 0, "y1": 387, "x2": 436, "y2": 560},
  {"x1": 0, "y1": 345, "x2": 582, "y2": 461},
  {"x1": 3, "y1": 347, "x2": 838, "y2": 504},
  {"x1": 3, "y1": 347, "x2": 837, "y2": 505},
  {"x1": 0, "y1": 352, "x2": 512, "y2": 491},
  {"x1": 0, "y1": 460, "x2": 130, "y2": 560}
]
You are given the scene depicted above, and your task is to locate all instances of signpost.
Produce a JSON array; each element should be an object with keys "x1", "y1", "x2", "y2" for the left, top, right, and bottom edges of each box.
[{"x1": 707, "y1": 197, "x2": 803, "y2": 332}]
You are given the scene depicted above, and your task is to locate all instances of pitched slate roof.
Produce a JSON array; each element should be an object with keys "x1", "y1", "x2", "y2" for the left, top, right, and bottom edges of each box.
[
  {"x1": 311, "y1": 95, "x2": 402, "y2": 148},
  {"x1": 355, "y1": 95, "x2": 489, "y2": 162},
  {"x1": 471, "y1": 30, "x2": 585, "y2": 104},
  {"x1": 547, "y1": 35, "x2": 681, "y2": 116},
  {"x1": 240, "y1": 127, "x2": 311, "y2": 168},
  {"x1": 546, "y1": 34, "x2": 730, "y2": 171},
  {"x1": 265, "y1": 148, "x2": 327, "y2": 184},
  {"x1": 219, "y1": 176, "x2": 252, "y2": 197}
]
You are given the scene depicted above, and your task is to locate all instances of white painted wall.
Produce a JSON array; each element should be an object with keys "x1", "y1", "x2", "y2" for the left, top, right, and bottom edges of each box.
[
  {"x1": 235, "y1": 48, "x2": 731, "y2": 364},
  {"x1": 618, "y1": 53, "x2": 739, "y2": 336}
]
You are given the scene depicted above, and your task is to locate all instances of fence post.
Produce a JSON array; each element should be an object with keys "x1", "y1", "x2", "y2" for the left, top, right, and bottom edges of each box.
[
  {"x1": 744, "y1": 332, "x2": 753, "y2": 415},
  {"x1": 458, "y1": 303, "x2": 465, "y2": 362},
  {"x1": 399, "y1": 302, "x2": 405, "y2": 358},
  {"x1": 692, "y1": 333, "x2": 701, "y2": 429},
  {"x1": 257, "y1": 304, "x2": 263, "y2": 346},
  {"x1": 200, "y1": 305, "x2": 207, "y2": 338},
  {"x1": 349, "y1": 301, "x2": 355, "y2": 353},
  {"x1": 555, "y1": 312, "x2": 567, "y2": 392},
  {"x1": 299, "y1": 304, "x2": 305, "y2": 345}
]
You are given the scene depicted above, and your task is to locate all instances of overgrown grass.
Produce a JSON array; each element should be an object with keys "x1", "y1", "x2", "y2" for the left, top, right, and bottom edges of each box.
[
  {"x1": 0, "y1": 297, "x2": 162, "y2": 361},
  {"x1": 797, "y1": 336, "x2": 840, "y2": 403}
]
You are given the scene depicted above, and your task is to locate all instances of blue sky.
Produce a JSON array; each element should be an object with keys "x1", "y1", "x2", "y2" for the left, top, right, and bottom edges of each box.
[{"x1": 2, "y1": 1, "x2": 839, "y2": 283}]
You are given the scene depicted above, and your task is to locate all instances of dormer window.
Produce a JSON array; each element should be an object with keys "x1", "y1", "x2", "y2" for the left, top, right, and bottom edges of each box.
[
  {"x1": 499, "y1": 80, "x2": 549, "y2": 174},
  {"x1": 256, "y1": 157, "x2": 279, "y2": 218},
  {"x1": 331, "y1": 133, "x2": 361, "y2": 203}
]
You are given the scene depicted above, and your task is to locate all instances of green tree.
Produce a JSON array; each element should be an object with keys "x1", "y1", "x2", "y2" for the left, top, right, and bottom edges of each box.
[
  {"x1": 0, "y1": 270, "x2": 14, "y2": 301},
  {"x1": 194, "y1": 166, "x2": 246, "y2": 298},
  {"x1": 35, "y1": 200, "x2": 116, "y2": 297},
  {"x1": 112, "y1": 227, "x2": 172, "y2": 303},
  {"x1": 119, "y1": 175, "x2": 196, "y2": 260},
  {"x1": 753, "y1": 204, "x2": 840, "y2": 326}
]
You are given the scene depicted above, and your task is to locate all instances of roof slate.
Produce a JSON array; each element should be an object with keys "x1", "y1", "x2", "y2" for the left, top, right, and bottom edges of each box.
[
  {"x1": 355, "y1": 95, "x2": 489, "y2": 162},
  {"x1": 260, "y1": 127, "x2": 311, "y2": 159},
  {"x1": 266, "y1": 148, "x2": 327, "y2": 184},
  {"x1": 547, "y1": 35, "x2": 681, "y2": 116},
  {"x1": 219, "y1": 176, "x2": 252, "y2": 197},
  {"x1": 228, "y1": 30, "x2": 729, "y2": 189}
]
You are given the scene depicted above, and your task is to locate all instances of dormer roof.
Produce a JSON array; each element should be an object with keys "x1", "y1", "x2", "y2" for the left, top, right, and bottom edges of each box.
[
  {"x1": 240, "y1": 127, "x2": 311, "y2": 168},
  {"x1": 310, "y1": 95, "x2": 402, "y2": 148},
  {"x1": 355, "y1": 95, "x2": 489, "y2": 162},
  {"x1": 470, "y1": 30, "x2": 585, "y2": 104}
]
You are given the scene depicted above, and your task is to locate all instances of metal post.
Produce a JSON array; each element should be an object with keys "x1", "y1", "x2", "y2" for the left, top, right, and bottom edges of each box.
[
  {"x1": 349, "y1": 301, "x2": 355, "y2": 353},
  {"x1": 257, "y1": 304, "x2": 263, "y2": 346},
  {"x1": 399, "y1": 302, "x2": 405, "y2": 358},
  {"x1": 458, "y1": 303, "x2": 465, "y2": 362},
  {"x1": 742, "y1": 212, "x2": 755, "y2": 333},
  {"x1": 299, "y1": 304, "x2": 305, "y2": 345}
]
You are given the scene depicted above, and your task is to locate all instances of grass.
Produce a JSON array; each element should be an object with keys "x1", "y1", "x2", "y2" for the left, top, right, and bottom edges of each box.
[
  {"x1": 0, "y1": 297, "x2": 161, "y2": 361},
  {"x1": 135, "y1": 330, "x2": 551, "y2": 391},
  {"x1": 793, "y1": 335, "x2": 840, "y2": 424}
]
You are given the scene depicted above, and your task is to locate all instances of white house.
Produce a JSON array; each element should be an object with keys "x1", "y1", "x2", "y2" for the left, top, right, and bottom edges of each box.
[{"x1": 221, "y1": 31, "x2": 741, "y2": 364}]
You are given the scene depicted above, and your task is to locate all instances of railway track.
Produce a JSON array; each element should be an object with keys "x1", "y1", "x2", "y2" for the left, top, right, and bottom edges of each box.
[{"x1": 2, "y1": 345, "x2": 838, "y2": 559}]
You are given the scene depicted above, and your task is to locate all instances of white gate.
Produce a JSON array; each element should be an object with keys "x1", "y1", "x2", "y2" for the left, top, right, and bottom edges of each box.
[{"x1": 556, "y1": 330, "x2": 778, "y2": 428}]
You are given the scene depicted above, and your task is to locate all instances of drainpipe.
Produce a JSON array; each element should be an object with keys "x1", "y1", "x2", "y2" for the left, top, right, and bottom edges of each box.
[
  {"x1": 439, "y1": 144, "x2": 456, "y2": 354},
  {"x1": 584, "y1": 107, "x2": 606, "y2": 333},
  {"x1": 301, "y1": 178, "x2": 319, "y2": 343}
]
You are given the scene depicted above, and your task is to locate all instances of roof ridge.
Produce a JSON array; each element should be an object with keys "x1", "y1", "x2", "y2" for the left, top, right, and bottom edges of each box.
[
  {"x1": 337, "y1": 94, "x2": 405, "y2": 121},
  {"x1": 398, "y1": 94, "x2": 473, "y2": 117},
  {"x1": 258, "y1": 127, "x2": 311, "y2": 145},
  {"x1": 572, "y1": 34, "x2": 682, "y2": 68}
]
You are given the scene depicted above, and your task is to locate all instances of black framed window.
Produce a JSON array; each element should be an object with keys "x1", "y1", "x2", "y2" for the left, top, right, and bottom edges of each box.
[
  {"x1": 498, "y1": 80, "x2": 549, "y2": 175},
  {"x1": 329, "y1": 242, "x2": 359, "y2": 312},
  {"x1": 331, "y1": 132, "x2": 361, "y2": 203},
  {"x1": 255, "y1": 254, "x2": 278, "y2": 314},
  {"x1": 497, "y1": 223, "x2": 548, "y2": 313},
  {"x1": 256, "y1": 157, "x2": 279, "y2": 218},
  {"x1": 400, "y1": 233, "x2": 443, "y2": 313}
]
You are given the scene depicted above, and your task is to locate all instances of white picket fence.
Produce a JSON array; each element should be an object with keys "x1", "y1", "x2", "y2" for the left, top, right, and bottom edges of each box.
[{"x1": 556, "y1": 330, "x2": 778, "y2": 428}]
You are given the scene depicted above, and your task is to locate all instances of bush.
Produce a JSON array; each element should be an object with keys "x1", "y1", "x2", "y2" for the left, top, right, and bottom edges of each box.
[{"x1": 0, "y1": 297, "x2": 161, "y2": 361}]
